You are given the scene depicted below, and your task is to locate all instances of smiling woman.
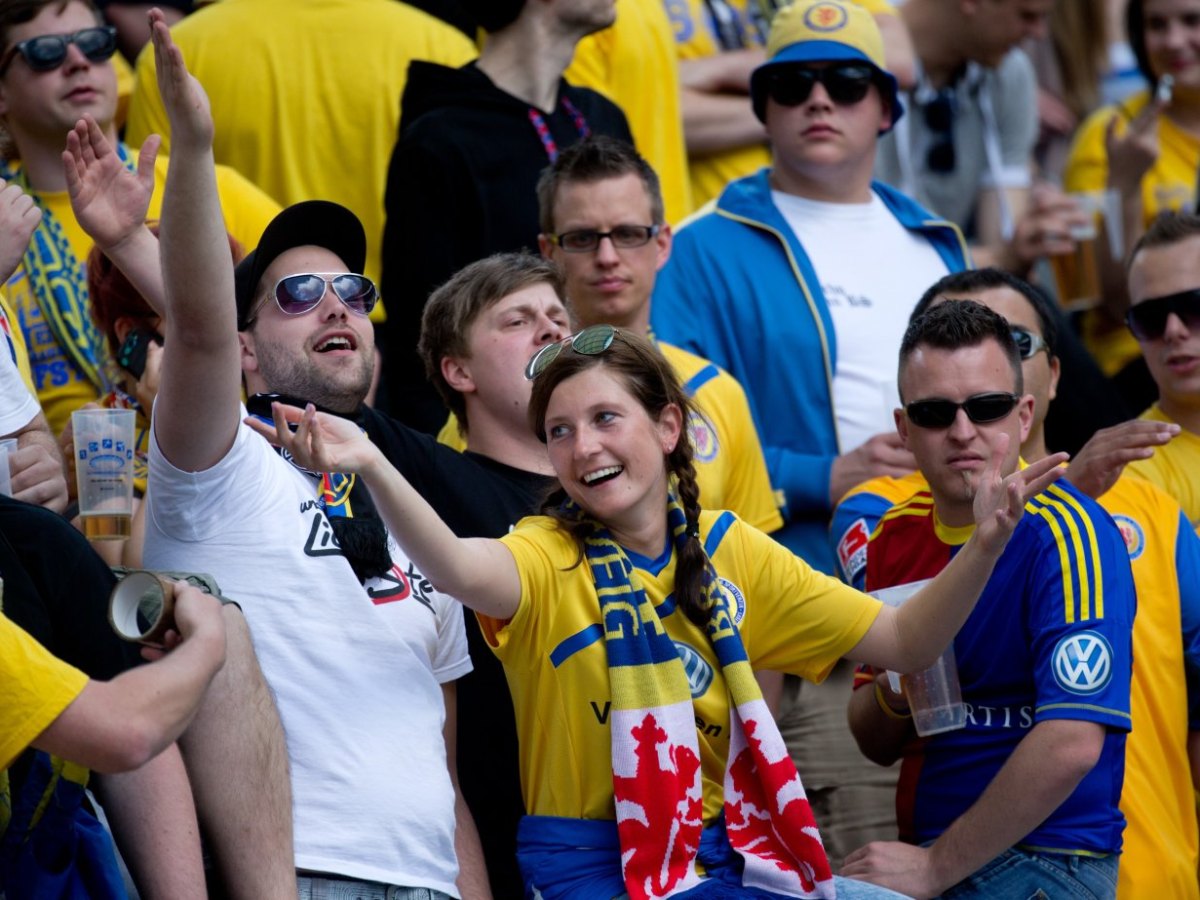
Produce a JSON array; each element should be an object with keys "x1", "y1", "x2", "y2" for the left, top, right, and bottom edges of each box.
[{"x1": 248, "y1": 326, "x2": 1063, "y2": 900}]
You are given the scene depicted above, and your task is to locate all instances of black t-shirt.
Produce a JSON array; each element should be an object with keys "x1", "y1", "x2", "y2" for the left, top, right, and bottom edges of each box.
[{"x1": 363, "y1": 407, "x2": 553, "y2": 898}]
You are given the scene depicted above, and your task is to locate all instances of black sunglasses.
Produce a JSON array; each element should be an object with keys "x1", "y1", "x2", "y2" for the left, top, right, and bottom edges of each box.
[
  {"x1": 0, "y1": 26, "x2": 116, "y2": 75},
  {"x1": 524, "y1": 324, "x2": 618, "y2": 380},
  {"x1": 1010, "y1": 327, "x2": 1049, "y2": 360},
  {"x1": 1126, "y1": 288, "x2": 1200, "y2": 341},
  {"x1": 763, "y1": 63, "x2": 876, "y2": 108},
  {"x1": 905, "y1": 392, "x2": 1020, "y2": 429},
  {"x1": 249, "y1": 272, "x2": 377, "y2": 323},
  {"x1": 922, "y1": 90, "x2": 956, "y2": 174}
]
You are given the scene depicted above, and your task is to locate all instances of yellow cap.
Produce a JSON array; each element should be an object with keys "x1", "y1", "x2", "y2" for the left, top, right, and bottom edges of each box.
[{"x1": 765, "y1": 0, "x2": 887, "y2": 71}]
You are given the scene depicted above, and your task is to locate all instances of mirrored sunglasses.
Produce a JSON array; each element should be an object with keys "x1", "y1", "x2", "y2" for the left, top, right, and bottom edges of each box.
[
  {"x1": 251, "y1": 272, "x2": 377, "y2": 322},
  {"x1": 1126, "y1": 288, "x2": 1200, "y2": 341},
  {"x1": 549, "y1": 225, "x2": 660, "y2": 253},
  {"x1": 524, "y1": 324, "x2": 617, "y2": 380},
  {"x1": 0, "y1": 26, "x2": 117, "y2": 75},
  {"x1": 764, "y1": 63, "x2": 876, "y2": 108},
  {"x1": 1010, "y1": 327, "x2": 1049, "y2": 360},
  {"x1": 905, "y1": 392, "x2": 1020, "y2": 429}
]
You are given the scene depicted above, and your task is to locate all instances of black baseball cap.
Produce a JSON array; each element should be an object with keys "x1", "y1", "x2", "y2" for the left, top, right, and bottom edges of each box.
[{"x1": 234, "y1": 200, "x2": 366, "y2": 330}]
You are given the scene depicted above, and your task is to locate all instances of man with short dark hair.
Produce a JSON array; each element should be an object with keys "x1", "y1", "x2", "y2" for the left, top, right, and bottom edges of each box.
[
  {"x1": 843, "y1": 300, "x2": 1134, "y2": 899},
  {"x1": 1124, "y1": 212, "x2": 1200, "y2": 531}
]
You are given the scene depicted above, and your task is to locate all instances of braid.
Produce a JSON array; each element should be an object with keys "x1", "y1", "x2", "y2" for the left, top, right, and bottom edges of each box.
[{"x1": 671, "y1": 430, "x2": 712, "y2": 627}]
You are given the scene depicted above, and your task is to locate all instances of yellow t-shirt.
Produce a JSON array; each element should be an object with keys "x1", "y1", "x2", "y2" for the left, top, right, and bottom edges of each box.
[
  {"x1": 0, "y1": 616, "x2": 88, "y2": 770},
  {"x1": 1126, "y1": 405, "x2": 1200, "y2": 532},
  {"x1": 567, "y1": 0, "x2": 692, "y2": 224},
  {"x1": 7, "y1": 154, "x2": 280, "y2": 436},
  {"x1": 1065, "y1": 92, "x2": 1200, "y2": 376},
  {"x1": 126, "y1": 0, "x2": 478, "y2": 303},
  {"x1": 484, "y1": 510, "x2": 880, "y2": 821},
  {"x1": 436, "y1": 342, "x2": 782, "y2": 533},
  {"x1": 669, "y1": 0, "x2": 896, "y2": 210}
]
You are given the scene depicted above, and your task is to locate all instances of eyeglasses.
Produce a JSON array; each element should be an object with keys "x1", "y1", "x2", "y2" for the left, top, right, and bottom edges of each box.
[
  {"x1": 922, "y1": 90, "x2": 956, "y2": 174},
  {"x1": 762, "y1": 63, "x2": 876, "y2": 108},
  {"x1": 0, "y1": 26, "x2": 117, "y2": 75},
  {"x1": 905, "y1": 392, "x2": 1020, "y2": 429},
  {"x1": 524, "y1": 324, "x2": 618, "y2": 380},
  {"x1": 1011, "y1": 327, "x2": 1049, "y2": 360},
  {"x1": 249, "y1": 272, "x2": 377, "y2": 323},
  {"x1": 548, "y1": 225, "x2": 660, "y2": 253},
  {"x1": 1126, "y1": 288, "x2": 1200, "y2": 341}
]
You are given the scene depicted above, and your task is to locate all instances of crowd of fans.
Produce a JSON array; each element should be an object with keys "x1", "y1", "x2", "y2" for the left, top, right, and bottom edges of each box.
[{"x1": 2, "y1": 0, "x2": 1199, "y2": 898}]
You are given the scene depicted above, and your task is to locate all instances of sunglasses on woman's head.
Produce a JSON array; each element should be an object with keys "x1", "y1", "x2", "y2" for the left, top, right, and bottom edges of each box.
[
  {"x1": 904, "y1": 392, "x2": 1020, "y2": 429},
  {"x1": 763, "y1": 63, "x2": 876, "y2": 108},
  {"x1": 1126, "y1": 288, "x2": 1200, "y2": 341},
  {"x1": 524, "y1": 324, "x2": 618, "y2": 380},
  {"x1": 249, "y1": 272, "x2": 377, "y2": 323},
  {"x1": 0, "y1": 26, "x2": 116, "y2": 75}
]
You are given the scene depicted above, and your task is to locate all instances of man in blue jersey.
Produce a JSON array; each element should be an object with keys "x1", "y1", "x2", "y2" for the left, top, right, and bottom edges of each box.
[{"x1": 842, "y1": 300, "x2": 1134, "y2": 898}]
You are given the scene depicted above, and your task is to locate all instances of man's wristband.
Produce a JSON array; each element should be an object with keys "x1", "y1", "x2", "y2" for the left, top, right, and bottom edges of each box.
[{"x1": 875, "y1": 681, "x2": 911, "y2": 720}]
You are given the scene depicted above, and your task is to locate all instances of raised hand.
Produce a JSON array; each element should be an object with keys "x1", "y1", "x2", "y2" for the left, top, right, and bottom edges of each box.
[
  {"x1": 244, "y1": 402, "x2": 381, "y2": 475},
  {"x1": 149, "y1": 8, "x2": 213, "y2": 151},
  {"x1": 971, "y1": 432, "x2": 1068, "y2": 555},
  {"x1": 0, "y1": 182, "x2": 41, "y2": 284},
  {"x1": 1105, "y1": 97, "x2": 1165, "y2": 197},
  {"x1": 63, "y1": 115, "x2": 158, "y2": 251},
  {"x1": 1066, "y1": 419, "x2": 1180, "y2": 499}
]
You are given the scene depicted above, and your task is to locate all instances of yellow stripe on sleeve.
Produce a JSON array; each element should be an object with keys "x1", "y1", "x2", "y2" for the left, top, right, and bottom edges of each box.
[{"x1": 1046, "y1": 484, "x2": 1105, "y2": 620}]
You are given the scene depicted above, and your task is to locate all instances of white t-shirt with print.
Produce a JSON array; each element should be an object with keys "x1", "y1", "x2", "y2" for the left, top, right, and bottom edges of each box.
[
  {"x1": 144, "y1": 413, "x2": 470, "y2": 895},
  {"x1": 772, "y1": 189, "x2": 951, "y2": 453}
]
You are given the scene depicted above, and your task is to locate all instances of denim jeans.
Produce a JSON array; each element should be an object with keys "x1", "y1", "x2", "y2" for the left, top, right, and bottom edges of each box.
[
  {"x1": 940, "y1": 848, "x2": 1119, "y2": 899},
  {"x1": 296, "y1": 874, "x2": 453, "y2": 900}
]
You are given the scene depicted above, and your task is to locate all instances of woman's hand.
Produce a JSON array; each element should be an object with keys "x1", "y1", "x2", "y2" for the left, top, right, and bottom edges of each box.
[
  {"x1": 244, "y1": 401, "x2": 380, "y2": 475},
  {"x1": 970, "y1": 434, "x2": 1068, "y2": 556},
  {"x1": 63, "y1": 115, "x2": 157, "y2": 252},
  {"x1": 1105, "y1": 97, "x2": 1166, "y2": 197}
]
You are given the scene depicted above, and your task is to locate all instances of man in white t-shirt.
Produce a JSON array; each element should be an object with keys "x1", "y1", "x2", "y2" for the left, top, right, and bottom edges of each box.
[
  {"x1": 650, "y1": 0, "x2": 970, "y2": 866},
  {"x1": 84, "y1": 21, "x2": 485, "y2": 900}
]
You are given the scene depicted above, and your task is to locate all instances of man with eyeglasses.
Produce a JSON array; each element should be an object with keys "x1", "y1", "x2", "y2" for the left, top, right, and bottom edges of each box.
[
  {"x1": 871, "y1": 0, "x2": 1086, "y2": 277},
  {"x1": 838, "y1": 266, "x2": 1200, "y2": 898},
  {"x1": 0, "y1": 0, "x2": 279, "y2": 439},
  {"x1": 1124, "y1": 213, "x2": 1200, "y2": 532},
  {"x1": 841, "y1": 299, "x2": 1134, "y2": 899},
  {"x1": 534, "y1": 135, "x2": 782, "y2": 539}
]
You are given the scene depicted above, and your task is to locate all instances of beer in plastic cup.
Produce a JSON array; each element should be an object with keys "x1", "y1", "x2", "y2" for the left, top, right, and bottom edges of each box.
[
  {"x1": 869, "y1": 578, "x2": 967, "y2": 737},
  {"x1": 72, "y1": 408, "x2": 135, "y2": 540},
  {"x1": 1049, "y1": 190, "x2": 1117, "y2": 311},
  {"x1": 0, "y1": 438, "x2": 17, "y2": 496}
]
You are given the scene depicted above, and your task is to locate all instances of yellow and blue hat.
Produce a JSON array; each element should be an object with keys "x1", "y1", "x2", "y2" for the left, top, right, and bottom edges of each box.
[{"x1": 750, "y1": 0, "x2": 902, "y2": 131}]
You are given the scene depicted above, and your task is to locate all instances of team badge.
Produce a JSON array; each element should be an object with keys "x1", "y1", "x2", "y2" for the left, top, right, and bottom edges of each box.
[
  {"x1": 689, "y1": 411, "x2": 719, "y2": 463},
  {"x1": 674, "y1": 641, "x2": 715, "y2": 698},
  {"x1": 837, "y1": 518, "x2": 870, "y2": 583},
  {"x1": 804, "y1": 1, "x2": 849, "y2": 33},
  {"x1": 719, "y1": 577, "x2": 746, "y2": 624},
  {"x1": 1111, "y1": 515, "x2": 1145, "y2": 561},
  {"x1": 1052, "y1": 631, "x2": 1113, "y2": 695}
]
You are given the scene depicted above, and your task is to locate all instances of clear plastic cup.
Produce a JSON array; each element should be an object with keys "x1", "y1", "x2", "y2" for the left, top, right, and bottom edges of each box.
[{"x1": 72, "y1": 408, "x2": 135, "y2": 540}]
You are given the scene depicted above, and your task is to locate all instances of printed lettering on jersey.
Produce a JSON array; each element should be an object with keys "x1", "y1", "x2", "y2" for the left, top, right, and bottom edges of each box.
[
  {"x1": 302, "y1": 510, "x2": 342, "y2": 557},
  {"x1": 1053, "y1": 631, "x2": 1114, "y2": 695},
  {"x1": 837, "y1": 518, "x2": 870, "y2": 582},
  {"x1": 718, "y1": 577, "x2": 746, "y2": 624},
  {"x1": 689, "y1": 411, "x2": 719, "y2": 463},
  {"x1": 674, "y1": 641, "x2": 715, "y2": 698},
  {"x1": 365, "y1": 563, "x2": 413, "y2": 606},
  {"x1": 1111, "y1": 515, "x2": 1145, "y2": 561}
]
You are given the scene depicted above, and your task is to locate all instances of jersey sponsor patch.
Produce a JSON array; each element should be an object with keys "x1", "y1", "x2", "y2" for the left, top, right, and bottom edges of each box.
[
  {"x1": 837, "y1": 518, "x2": 870, "y2": 582},
  {"x1": 674, "y1": 641, "x2": 714, "y2": 698},
  {"x1": 1052, "y1": 631, "x2": 1114, "y2": 695},
  {"x1": 1111, "y1": 515, "x2": 1145, "y2": 561},
  {"x1": 719, "y1": 577, "x2": 746, "y2": 624},
  {"x1": 689, "y1": 411, "x2": 719, "y2": 463}
]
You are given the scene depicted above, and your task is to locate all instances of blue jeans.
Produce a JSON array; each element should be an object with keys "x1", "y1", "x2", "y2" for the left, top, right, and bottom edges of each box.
[
  {"x1": 296, "y1": 874, "x2": 453, "y2": 900},
  {"x1": 940, "y1": 848, "x2": 1118, "y2": 899}
]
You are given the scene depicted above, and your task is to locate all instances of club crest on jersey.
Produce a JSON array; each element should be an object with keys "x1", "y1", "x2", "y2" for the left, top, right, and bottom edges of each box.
[
  {"x1": 689, "y1": 411, "x2": 719, "y2": 463},
  {"x1": 718, "y1": 577, "x2": 745, "y2": 624},
  {"x1": 1052, "y1": 631, "x2": 1113, "y2": 695},
  {"x1": 837, "y1": 518, "x2": 870, "y2": 582},
  {"x1": 1111, "y1": 515, "x2": 1145, "y2": 561},
  {"x1": 674, "y1": 641, "x2": 714, "y2": 698}
]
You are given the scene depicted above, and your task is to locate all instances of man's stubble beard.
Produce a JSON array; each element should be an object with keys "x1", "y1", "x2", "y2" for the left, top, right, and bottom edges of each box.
[{"x1": 254, "y1": 340, "x2": 373, "y2": 414}]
